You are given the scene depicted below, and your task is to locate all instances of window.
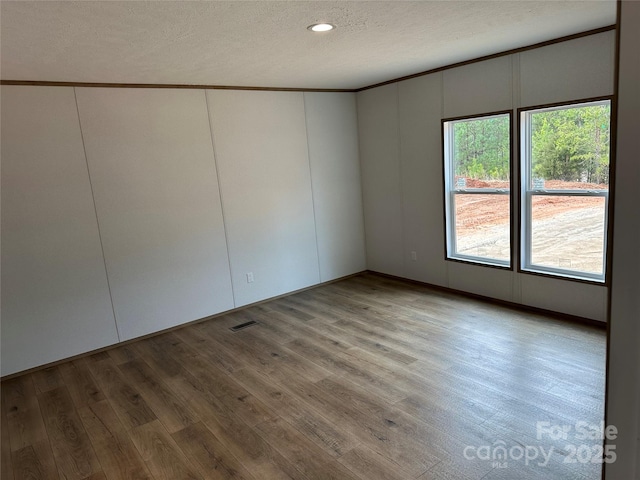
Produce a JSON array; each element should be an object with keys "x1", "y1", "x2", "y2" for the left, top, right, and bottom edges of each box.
[
  {"x1": 443, "y1": 112, "x2": 512, "y2": 267},
  {"x1": 520, "y1": 100, "x2": 611, "y2": 282}
]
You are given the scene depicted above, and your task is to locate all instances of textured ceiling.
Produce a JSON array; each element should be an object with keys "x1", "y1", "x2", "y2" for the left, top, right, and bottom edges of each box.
[{"x1": 0, "y1": 1, "x2": 616, "y2": 90}]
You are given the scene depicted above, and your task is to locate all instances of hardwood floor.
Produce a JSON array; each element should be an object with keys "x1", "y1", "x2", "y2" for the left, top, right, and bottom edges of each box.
[{"x1": 1, "y1": 273, "x2": 607, "y2": 480}]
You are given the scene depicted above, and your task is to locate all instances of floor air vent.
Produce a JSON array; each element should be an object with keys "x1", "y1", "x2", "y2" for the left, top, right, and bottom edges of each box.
[{"x1": 229, "y1": 320, "x2": 259, "y2": 332}]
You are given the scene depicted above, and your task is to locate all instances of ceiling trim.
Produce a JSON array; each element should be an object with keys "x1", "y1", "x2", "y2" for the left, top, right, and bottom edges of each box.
[
  {"x1": 0, "y1": 25, "x2": 615, "y2": 93},
  {"x1": 0, "y1": 80, "x2": 355, "y2": 93},
  {"x1": 357, "y1": 24, "x2": 616, "y2": 92}
]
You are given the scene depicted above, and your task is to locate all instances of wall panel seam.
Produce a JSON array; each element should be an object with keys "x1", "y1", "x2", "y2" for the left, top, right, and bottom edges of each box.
[
  {"x1": 204, "y1": 91, "x2": 237, "y2": 307},
  {"x1": 302, "y1": 92, "x2": 323, "y2": 283},
  {"x1": 73, "y1": 86, "x2": 121, "y2": 342}
]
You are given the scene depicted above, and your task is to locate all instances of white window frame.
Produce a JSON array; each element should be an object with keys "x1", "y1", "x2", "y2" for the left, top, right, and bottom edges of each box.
[
  {"x1": 443, "y1": 112, "x2": 512, "y2": 268},
  {"x1": 520, "y1": 99, "x2": 611, "y2": 283}
]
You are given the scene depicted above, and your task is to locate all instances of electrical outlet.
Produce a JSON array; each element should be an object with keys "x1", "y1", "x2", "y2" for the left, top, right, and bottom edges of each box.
[
  {"x1": 246, "y1": 272, "x2": 254, "y2": 283},
  {"x1": 411, "y1": 251, "x2": 418, "y2": 261}
]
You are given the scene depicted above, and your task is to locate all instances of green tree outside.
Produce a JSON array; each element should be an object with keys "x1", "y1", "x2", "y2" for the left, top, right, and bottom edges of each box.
[
  {"x1": 452, "y1": 104, "x2": 610, "y2": 185},
  {"x1": 531, "y1": 104, "x2": 610, "y2": 185},
  {"x1": 453, "y1": 116, "x2": 510, "y2": 181}
]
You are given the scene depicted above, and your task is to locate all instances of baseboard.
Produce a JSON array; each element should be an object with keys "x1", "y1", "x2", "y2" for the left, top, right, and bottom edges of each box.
[{"x1": 366, "y1": 270, "x2": 607, "y2": 330}]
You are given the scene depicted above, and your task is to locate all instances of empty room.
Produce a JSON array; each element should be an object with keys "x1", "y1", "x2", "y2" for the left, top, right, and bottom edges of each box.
[{"x1": 1, "y1": 1, "x2": 638, "y2": 480}]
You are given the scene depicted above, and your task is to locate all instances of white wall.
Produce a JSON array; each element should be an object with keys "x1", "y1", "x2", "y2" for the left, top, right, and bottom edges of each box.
[
  {"x1": 357, "y1": 83, "x2": 404, "y2": 278},
  {"x1": 397, "y1": 74, "x2": 447, "y2": 286},
  {"x1": 519, "y1": 31, "x2": 616, "y2": 108},
  {"x1": 605, "y1": 2, "x2": 640, "y2": 479},
  {"x1": 1, "y1": 87, "x2": 364, "y2": 376},
  {"x1": 304, "y1": 92, "x2": 366, "y2": 282},
  {"x1": 207, "y1": 90, "x2": 320, "y2": 307},
  {"x1": 75, "y1": 88, "x2": 234, "y2": 341},
  {"x1": 1, "y1": 86, "x2": 119, "y2": 374},
  {"x1": 357, "y1": 30, "x2": 615, "y2": 321},
  {"x1": 443, "y1": 55, "x2": 513, "y2": 117}
]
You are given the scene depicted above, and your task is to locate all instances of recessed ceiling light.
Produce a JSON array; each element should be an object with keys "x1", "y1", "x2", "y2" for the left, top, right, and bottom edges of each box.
[{"x1": 308, "y1": 23, "x2": 335, "y2": 32}]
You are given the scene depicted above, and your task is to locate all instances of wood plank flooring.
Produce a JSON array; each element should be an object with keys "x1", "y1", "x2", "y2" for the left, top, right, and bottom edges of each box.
[{"x1": 1, "y1": 273, "x2": 607, "y2": 480}]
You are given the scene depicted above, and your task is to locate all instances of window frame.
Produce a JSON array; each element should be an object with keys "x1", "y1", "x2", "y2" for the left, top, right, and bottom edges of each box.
[
  {"x1": 518, "y1": 98, "x2": 613, "y2": 284},
  {"x1": 442, "y1": 110, "x2": 514, "y2": 269}
]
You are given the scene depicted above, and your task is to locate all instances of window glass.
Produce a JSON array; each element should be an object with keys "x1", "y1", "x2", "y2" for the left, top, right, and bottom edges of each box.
[
  {"x1": 454, "y1": 194, "x2": 511, "y2": 263},
  {"x1": 444, "y1": 113, "x2": 511, "y2": 267},
  {"x1": 453, "y1": 116, "x2": 511, "y2": 187},
  {"x1": 531, "y1": 196, "x2": 606, "y2": 276},
  {"x1": 529, "y1": 104, "x2": 610, "y2": 190},
  {"x1": 522, "y1": 100, "x2": 610, "y2": 282}
]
